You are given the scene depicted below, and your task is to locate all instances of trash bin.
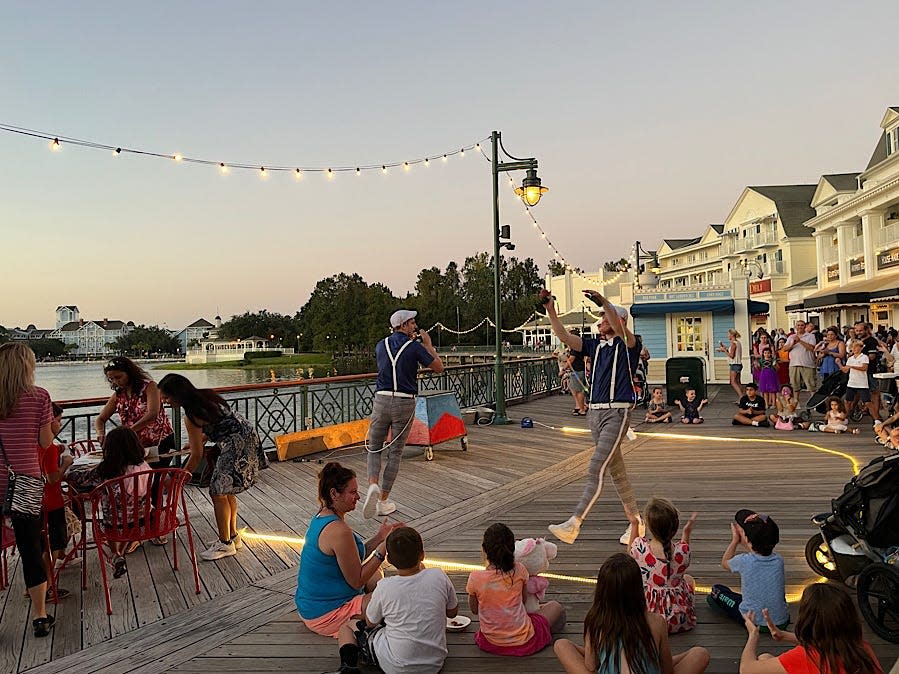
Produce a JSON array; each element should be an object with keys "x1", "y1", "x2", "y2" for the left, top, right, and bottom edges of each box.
[{"x1": 666, "y1": 357, "x2": 706, "y2": 406}]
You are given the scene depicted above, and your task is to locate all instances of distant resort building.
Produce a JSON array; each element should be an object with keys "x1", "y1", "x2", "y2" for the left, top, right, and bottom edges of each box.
[
  {"x1": 185, "y1": 335, "x2": 289, "y2": 364},
  {"x1": 173, "y1": 317, "x2": 218, "y2": 354},
  {"x1": 51, "y1": 304, "x2": 134, "y2": 357}
]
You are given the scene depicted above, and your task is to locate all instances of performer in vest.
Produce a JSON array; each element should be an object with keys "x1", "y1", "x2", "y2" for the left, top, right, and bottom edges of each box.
[
  {"x1": 543, "y1": 289, "x2": 642, "y2": 545},
  {"x1": 362, "y1": 309, "x2": 444, "y2": 519}
]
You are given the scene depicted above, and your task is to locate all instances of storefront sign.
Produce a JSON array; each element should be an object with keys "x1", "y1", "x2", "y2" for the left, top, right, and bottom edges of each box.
[
  {"x1": 878, "y1": 246, "x2": 899, "y2": 270},
  {"x1": 826, "y1": 264, "x2": 839, "y2": 282},
  {"x1": 749, "y1": 279, "x2": 771, "y2": 295},
  {"x1": 849, "y1": 256, "x2": 865, "y2": 277},
  {"x1": 633, "y1": 289, "x2": 731, "y2": 303}
]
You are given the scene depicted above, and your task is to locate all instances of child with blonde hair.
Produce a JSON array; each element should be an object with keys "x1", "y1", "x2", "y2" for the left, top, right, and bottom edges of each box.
[{"x1": 626, "y1": 497, "x2": 697, "y2": 633}]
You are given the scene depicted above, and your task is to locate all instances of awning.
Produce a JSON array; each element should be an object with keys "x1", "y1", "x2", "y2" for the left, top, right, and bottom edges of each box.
[
  {"x1": 630, "y1": 299, "x2": 769, "y2": 317},
  {"x1": 800, "y1": 272, "x2": 899, "y2": 309}
]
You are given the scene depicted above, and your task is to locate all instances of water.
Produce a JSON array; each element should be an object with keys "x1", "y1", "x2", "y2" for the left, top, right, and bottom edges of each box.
[{"x1": 36, "y1": 361, "x2": 318, "y2": 402}]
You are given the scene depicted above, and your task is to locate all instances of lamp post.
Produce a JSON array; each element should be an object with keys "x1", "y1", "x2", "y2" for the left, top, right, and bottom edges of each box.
[{"x1": 490, "y1": 130, "x2": 548, "y2": 424}]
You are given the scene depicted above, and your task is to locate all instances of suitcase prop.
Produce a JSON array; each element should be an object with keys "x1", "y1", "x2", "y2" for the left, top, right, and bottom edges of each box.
[{"x1": 390, "y1": 390, "x2": 469, "y2": 461}]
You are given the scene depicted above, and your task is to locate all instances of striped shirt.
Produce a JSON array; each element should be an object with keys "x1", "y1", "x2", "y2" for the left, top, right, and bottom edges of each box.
[
  {"x1": 583, "y1": 335, "x2": 642, "y2": 405},
  {"x1": 0, "y1": 386, "x2": 53, "y2": 500}
]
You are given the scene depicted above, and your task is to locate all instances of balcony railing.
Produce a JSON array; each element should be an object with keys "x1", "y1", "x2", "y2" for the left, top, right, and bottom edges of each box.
[
  {"x1": 876, "y1": 219, "x2": 899, "y2": 249},
  {"x1": 56, "y1": 357, "x2": 562, "y2": 454},
  {"x1": 720, "y1": 229, "x2": 779, "y2": 256}
]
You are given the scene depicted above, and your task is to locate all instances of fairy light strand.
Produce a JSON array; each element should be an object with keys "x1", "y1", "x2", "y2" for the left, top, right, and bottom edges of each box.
[{"x1": 0, "y1": 122, "x2": 489, "y2": 177}]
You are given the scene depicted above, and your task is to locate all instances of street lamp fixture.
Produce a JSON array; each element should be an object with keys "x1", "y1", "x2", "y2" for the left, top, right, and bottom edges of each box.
[
  {"x1": 740, "y1": 258, "x2": 764, "y2": 280},
  {"x1": 490, "y1": 130, "x2": 548, "y2": 424}
]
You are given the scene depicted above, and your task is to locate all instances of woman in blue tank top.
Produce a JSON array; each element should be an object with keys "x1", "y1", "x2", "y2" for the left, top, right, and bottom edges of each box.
[
  {"x1": 553, "y1": 554, "x2": 710, "y2": 674},
  {"x1": 295, "y1": 462, "x2": 402, "y2": 637}
]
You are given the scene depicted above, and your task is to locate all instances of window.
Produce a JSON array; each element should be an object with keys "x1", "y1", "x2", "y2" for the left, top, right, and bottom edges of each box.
[
  {"x1": 675, "y1": 316, "x2": 705, "y2": 353},
  {"x1": 774, "y1": 249, "x2": 783, "y2": 262}
]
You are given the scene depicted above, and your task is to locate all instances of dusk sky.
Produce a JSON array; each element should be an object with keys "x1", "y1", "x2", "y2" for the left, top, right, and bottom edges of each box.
[{"x1": 2, "y1": 2, "x2": 898, "y2": 331}]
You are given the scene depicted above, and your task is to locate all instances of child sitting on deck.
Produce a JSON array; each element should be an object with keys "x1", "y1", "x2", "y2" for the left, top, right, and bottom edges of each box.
[
  {"x1": 467, "y1": 522, "x2": 565, "y2": 656},
  {"x1": 645, "y1": 387, "x2": 673, "y2": 423},
  {"x1": 329, "y1": 526, "x2": 458, "y2": 674},
  {"x1": 732, "y1": 384, "x2": 769, "y2": 427},
  {"x1": 675, "y1": 389, "x2": 707, "y2": 424},
  {"x1": 809, "y1": 396, "x2": 859, "y2": 434}
]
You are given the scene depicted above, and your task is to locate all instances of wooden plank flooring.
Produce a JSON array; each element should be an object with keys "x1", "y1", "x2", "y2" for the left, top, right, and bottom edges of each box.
[{"x1": 6, "y1": 386, "x2": 899, "y2": 673}]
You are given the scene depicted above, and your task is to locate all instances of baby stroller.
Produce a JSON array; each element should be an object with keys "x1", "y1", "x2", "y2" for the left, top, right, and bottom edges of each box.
[
  {"x1": 632, "y1": 361, "x2": 648, "y2": 408},
  {"x1": 799, "y1": 370, "x2": 855, "y2": 422},
  {"x1": 805, "y1": 453, "x2": 899, "y2": 642}
]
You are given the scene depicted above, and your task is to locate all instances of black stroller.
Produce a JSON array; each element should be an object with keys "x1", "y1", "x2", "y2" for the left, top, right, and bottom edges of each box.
[
  {"x1": 805, "y1": 453, "x2": 899, "y2": 642},
  {"x1": 801, "y1": 370, "x2": 851, "y2": 421}
]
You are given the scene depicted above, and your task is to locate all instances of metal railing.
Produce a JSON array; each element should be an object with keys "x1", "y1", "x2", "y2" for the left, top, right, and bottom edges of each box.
[{"x1": 57, "y1": 357, "x2": 561, "y2": 455}]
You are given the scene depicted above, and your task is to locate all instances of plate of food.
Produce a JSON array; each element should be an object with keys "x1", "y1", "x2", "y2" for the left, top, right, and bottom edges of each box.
[{"x1": 446, "y1": 615, "x2": 471, "y2": 632}]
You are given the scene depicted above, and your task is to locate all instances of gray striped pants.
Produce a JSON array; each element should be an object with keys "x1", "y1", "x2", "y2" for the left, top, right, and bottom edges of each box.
[
  {"x1": 574, "y1": 407, "x2": 638, "y2": 519},
  {"x1": 366, "y1": 395, "x2": 416, "y2": 494}
]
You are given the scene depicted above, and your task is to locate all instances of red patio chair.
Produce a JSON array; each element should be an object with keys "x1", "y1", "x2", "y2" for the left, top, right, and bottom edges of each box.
[
  {"x1": 87, "y1": 468, "x2": 201, "y2": 614},
  {"x1": 67, "y1": 439, "x2": 102, "y2": 458},
  {"x1": 0, "y1": 523, "x2": 15, "y2": 590}
]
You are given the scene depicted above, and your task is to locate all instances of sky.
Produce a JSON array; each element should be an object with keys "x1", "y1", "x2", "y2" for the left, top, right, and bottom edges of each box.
[{"x1": 2, "y1": 1, "x2": 899, "y2": 331}]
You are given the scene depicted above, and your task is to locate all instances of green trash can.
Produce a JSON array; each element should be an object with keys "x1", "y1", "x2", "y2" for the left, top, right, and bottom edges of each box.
[{"x1": 666, "y1": 357, "x2": 707, "y2": 406}]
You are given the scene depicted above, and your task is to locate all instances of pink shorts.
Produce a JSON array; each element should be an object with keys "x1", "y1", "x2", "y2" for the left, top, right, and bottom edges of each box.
[
  {"x1": 474, "y1": 613, "x2": 552, "y2": 656},
  {"x1": 301, "y1": 594, "x2": 365, "y2": 638}
]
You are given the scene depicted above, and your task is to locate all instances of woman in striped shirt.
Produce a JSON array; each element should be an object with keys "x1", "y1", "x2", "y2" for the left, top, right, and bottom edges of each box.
[{"x1": 0, "y1": 343, "x2": 56, "y2": 637}]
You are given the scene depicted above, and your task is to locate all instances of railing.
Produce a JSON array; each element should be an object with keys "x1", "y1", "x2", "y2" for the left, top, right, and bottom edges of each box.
[
  {"x1": 876, "y1": 219, "x2": 899, "y2": 249},
  {"x1": 844, "y1": 235, "x2": 864, "y2": 257},
  {"x1": 57, "y1": 357, "x2": 561, "y2": 455}
]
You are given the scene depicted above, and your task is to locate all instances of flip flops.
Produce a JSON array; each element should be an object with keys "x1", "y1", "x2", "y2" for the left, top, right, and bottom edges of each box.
[
  {"x1": 125, "y1": 540, "x2": 142, "y2": 555},
  {"x1": 150, "y1": 536, "x2": 169, "y2": 546}
]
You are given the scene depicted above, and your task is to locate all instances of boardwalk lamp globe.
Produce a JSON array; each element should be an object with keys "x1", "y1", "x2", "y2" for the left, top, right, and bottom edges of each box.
[
  {"x1": 490, "y1": 130, "x2": 549, "y2": 424},
  {"x1": 515, "y1": 169, "x2": 549, "y2": 206}
]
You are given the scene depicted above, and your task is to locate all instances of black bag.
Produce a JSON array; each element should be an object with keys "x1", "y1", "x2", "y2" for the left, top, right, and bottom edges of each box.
[
  {"x1": 1, "y1": 438, "x2": 44, "y2": 519},
  {"x1": 833, "y1": 454, "x2": 899, "y2": 548},
  {"x1": 189, "y1": 444, "x2": 221, "y2": 488}
]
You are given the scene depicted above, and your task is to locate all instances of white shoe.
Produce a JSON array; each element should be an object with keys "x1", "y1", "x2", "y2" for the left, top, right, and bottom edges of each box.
[
  {"x1": 200, "y1": 539, "x2": 236, "y2": 561},
  {"x1": 376, "y1": 499, "x2": 397, "y2": 516},
  {"x1": 362, "y1": 484, "x2": 381, "y2": 519},
  {"x1": 619, "y1": 516, "x2": 645, "y2": 545},
  {"x1": 230, "y1": 532, "x2": 243, "y2": 550},
  {"x1": 548, "y1": 516, "x2": 582, "y2": 544}
]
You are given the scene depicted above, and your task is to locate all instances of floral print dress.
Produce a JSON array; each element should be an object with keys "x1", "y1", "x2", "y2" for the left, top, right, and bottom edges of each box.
[
  {"x1": 630, "y1": 536, "x2": 695, "y2": 633},
  {"x1": 202, "y1": 409, "x2": 269, "y2": 496}
]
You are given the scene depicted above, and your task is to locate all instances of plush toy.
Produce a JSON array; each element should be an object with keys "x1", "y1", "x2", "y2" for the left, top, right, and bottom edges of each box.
[{"x1": 514, "y1": 537, "x2": 558, "y2": 613}]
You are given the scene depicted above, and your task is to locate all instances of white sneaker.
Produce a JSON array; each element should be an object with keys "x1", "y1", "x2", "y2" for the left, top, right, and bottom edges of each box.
[
  {"x1": 230, "y1": 532, "x2": 243, "y2": 550},
  {"x1": 362, "y1": 484, "x2": 381, "y2": 519},
  {"x1": 619, "y1": 516, "x2": 645, "y2": 545},
  {"x1": 200, "y1": 539, "x2": 236, "y2": 561},
  {"x1": 548, "y1": 516, "x2": 582, "y2": 544},
  {"x1": 376, "y1": 499, "x2": 397, "y2": 516}
]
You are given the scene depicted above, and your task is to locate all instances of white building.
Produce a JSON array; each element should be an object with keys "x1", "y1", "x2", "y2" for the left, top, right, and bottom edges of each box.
[
  {"x1": 52, "y1": 318, "x2": 134, "y2": 357},
  {"x1": 173, "y1": 318, "x2": 216, "y2": 354}
]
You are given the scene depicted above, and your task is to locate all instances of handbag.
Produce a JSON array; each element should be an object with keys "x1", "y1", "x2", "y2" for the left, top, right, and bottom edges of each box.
[
  {"x1": 774, "y1": 417, "x2": 794, "y2": 431},
  {"x1": 1, "y1": 438, "x2": 45, "y2": 519}
]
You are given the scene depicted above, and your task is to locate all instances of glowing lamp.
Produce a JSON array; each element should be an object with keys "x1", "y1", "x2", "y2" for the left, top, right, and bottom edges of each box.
[{"x1": 514, "y1": 169, "x2": 549, "y2": 206}]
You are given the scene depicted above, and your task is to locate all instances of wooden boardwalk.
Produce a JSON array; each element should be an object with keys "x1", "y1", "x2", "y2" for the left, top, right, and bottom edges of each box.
[{"x1": 4, "y1": 387, "x2": 899, "y2": 673}]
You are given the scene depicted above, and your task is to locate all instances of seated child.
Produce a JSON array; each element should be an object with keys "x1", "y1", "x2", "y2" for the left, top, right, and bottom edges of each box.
[
  {"x1": 810, "y1": 396, "x2": 859, "y2": 434},
  {"x1": 330, "y1": 526, "x2": 458, "y2": 674},
  {"x1": 732, "y1": 384, "x2": 769, "y2": 427},
  {"x1": 675, "y1": 388, "x2": 707, "y2": 424},
  {"x1": 467, "y1": 523, "x2": 565, "y2": 656},
  {"x1": 626, "y1": 497, "x2": 697, "y2": 633},
  {"x1": 645, "y1": 387, "x2": 673, "y2": 423},
  {"x1": 767, "y1": 384, "x2": 803, "y2": 430},
  {"x1": 707, "y1": 509, "x2": 789, "y2": 632}
]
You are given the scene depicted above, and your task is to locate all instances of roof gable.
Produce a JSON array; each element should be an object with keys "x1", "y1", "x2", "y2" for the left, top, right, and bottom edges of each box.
[
  {"x1": 811, "y1": 173, "x2": 859, "y2": 209},
  {"x1": 186, "y1": 318, "x2": 214, "y2": 329},
  {"x1": 747, "y1": 185, "x2": 816, "y2": 238},
  {"x1": 880, "y1": 106, "x2": 899, "y2": 129},
  {"x1": 662, "y1": 237, "x2": 700, "y2": 250}
]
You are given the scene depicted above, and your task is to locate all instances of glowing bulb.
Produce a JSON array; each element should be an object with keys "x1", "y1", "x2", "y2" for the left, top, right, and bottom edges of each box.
[
  {"x1": 459, "y1": 148, "x2": 465, "y2": 157},
  {"x1": 475, "y1": 143, "x2": 481, "y2": 151},
  {"x1": 355, "y1": 167, "x2": 361, "y2": 176},
  {"x1": 113, "y1": 147, "x2": 122, "y2": 157},
  {"x1": 382, "y1": 165, "x2": 388, "y2": 174},
  {"x1": 259, "y1": 166, "x2": 267, "y2": 179},
  {"x1": 327, "y1": 168, "x2": 334, "y2": 180},
  {"x1": 424, "y1": 158, "x2": 430, "y2": 167},
  {"x1": 403, "y1": 161, "x2": 410, "y2": 172},
  {"x1": 49, "y1": 138, "x2": 61, "y2": 152},
  {"x1": 442, "y1": 154, "x2": 447, "y2": 162},
  {"x1": 295, "y1": 168, "x2": 303, "y2": 181},
  {"x1": 173, "y1": 153, "x2": 183, "y2": 162},
  {"x1": 219, "y1": 162, "x2": 230, "y2": 175}
]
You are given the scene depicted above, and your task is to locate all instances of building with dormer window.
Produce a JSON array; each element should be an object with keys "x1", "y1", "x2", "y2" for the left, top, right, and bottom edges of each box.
[{"x1": 801, "y1": 106, "x2": 899, "y2": 329}]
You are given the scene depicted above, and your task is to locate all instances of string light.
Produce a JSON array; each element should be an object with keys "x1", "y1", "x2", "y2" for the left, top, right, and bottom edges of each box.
[
  {"x1": 259, "y1": 166, "x2": 267, "y2": 179},
  {"x1": 0, "y1": 122, "x2": 486, "y2": 180},
  {"x1": 294, "y1": 168, "x2": 303, "y2": 181},
  {"x1": 327, "y1": 168, "x2": 334, "y2": 180},
  {"x1": 219, "y1": 162, "x2": 229, "y2": 175}
]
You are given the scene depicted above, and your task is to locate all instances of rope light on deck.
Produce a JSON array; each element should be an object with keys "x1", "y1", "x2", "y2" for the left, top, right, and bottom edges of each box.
[{"x1": 0, "y1": 122, "x2": 488, "y2": 180}]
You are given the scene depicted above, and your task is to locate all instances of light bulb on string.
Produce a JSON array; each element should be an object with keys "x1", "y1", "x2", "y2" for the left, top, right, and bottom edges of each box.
[
  {"x1": 259, "y1": 166, "x2": 267, "y2": 179},
  {"x1": 355, "y1": 168, "x2": 361, "y2": 176},
  {"x1": 49, "y1": 138, "x2": 60, "y2": 152},
  {"x1": 475, "y1": 143, "x2": 481, "y2": 151},
  {"x1": 442, "y1": 154, "x2": 447, "y2": 163},
  {"x1": 173, "y1": 153, "x2": 183, "y2": 163},
  {"x1": 113, "y1": 148, "x2": 121, "y2": 157},
  {"x1": 459, "y1": 148, "x2": 464, "y2": 157},
  {"x1": 381, "y1": 165, "x2": 388, "y2": 174},
  {"x1": 424, "y1": 158, "x2": 430, "y2": 167},
  {"x1": 327, "y1": 168, "x2": 335, "y2": 180},
  {"x1": 294, "y1": 168, "x2": 303, "y2": 181},
  {"x1": 219, "y1": 162, "x2": 230, "y2": 175},
  {"x1": 403, "y1": 161, "x2": 410, "y2": 172}
]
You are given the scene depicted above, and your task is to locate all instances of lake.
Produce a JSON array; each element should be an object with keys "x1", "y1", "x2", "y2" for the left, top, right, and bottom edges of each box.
[{"x1": 37, "y1": 361, "x2": 320, "y2": 402}]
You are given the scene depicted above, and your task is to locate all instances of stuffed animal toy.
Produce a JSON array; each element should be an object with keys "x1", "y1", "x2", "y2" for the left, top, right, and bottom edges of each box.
[{"x1": 514, "y1": 537, "x2": 558, "y2": 613}]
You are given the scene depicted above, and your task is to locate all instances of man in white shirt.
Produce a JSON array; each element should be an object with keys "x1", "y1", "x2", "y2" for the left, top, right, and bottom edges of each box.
[{"x1": 784, "y1": 320, "x2": 818, "y2": 400}]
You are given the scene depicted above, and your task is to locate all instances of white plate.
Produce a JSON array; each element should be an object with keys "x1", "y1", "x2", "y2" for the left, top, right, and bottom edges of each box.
[{"x1": 446, "y1": 615, "x2": 471, "y2": 632}]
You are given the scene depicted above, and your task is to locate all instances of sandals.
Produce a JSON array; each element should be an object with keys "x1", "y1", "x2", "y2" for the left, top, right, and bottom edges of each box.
[
  {"x1": 113, "y1": 556, "x2": 127, "y2": 579},
  {"x1": 150, "y1": 536, "x2": 169, "y2": 546},
  {"x1": 33, "y1": 615, "x2": 55, "y2": 638},
  {"x1": 125, "y1": 540, "x2": 142, "y2": 555}
]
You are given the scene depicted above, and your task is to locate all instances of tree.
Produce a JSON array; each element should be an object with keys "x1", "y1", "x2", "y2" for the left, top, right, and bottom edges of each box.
[
  {"x1": 547, "y1": 259, "x2": 566, "y2": 276},
  {"x1": 603, "y1": 258, "x2": 630, "y2": 273},
  {"x1": 218, "y1": 310, "x2": 299, "y2": 345},
  {"x1": 110, "y1": 325, "x2": 180, "y2": 356},
  {"x1": 25, "y1": 339, "x2": 68, "y2": 358}
]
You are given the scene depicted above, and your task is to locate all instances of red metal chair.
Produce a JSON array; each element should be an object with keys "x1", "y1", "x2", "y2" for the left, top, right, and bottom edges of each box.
[
  {"x1": 67, "y1": 439, "x2": 102, "y2": 458},
  {"x1": 0, "y1": 523, "x2": 15, "y2": 590},
  {"x1": 87, "y1": 468, "x2": 201, "y2": 614}
]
